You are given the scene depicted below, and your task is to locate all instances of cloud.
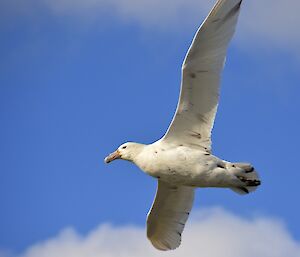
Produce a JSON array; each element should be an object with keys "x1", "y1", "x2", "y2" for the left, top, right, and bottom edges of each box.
[
  {"x1": 41, "y1": 0, "x2": 213, "y2": 27},
  {"x1": 4, "y1": 208, "x2": 300, "y2": 257},
  {"x1": 238, "y1": 0, "x2": 300, "y2": 53},
  {"x1": 2, "y1": 0, "x2": 299, "y2": 56}
]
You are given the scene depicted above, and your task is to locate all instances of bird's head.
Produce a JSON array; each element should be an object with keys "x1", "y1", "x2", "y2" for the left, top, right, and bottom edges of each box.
[{"x1": 104, "y1": 142, "x2": 144, "y2": 163}]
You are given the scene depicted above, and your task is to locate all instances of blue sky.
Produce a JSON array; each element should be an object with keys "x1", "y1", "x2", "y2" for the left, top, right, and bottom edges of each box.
[{"x1": 1, "y1": 0, "x2": 300, "y2": 256}]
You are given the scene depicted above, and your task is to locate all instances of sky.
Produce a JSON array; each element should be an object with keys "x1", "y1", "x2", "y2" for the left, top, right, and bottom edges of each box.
[{"x1": 0, "y1": 0, "x2": 300, "y2": 256}]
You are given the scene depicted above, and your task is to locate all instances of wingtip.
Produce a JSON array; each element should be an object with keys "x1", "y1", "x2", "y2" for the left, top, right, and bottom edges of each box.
[{"x1": 150, "y1": 238, "x2": 181, "y2": 251}]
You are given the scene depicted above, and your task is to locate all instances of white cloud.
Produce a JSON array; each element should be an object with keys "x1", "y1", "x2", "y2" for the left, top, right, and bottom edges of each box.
[
  {"x1": 41, "y1": 0, "x2": 213, "y2": 27},
  {"x1": 238, "y1": 0, "x2": 300, "y2": 53},
  {"x1": 2, "y1": 0, "x2": 295, "y2": 55},
  {"x1": 5, "y1": 208, "x2": 300, "y2": 257},
  {"x1": 2, "y1": 0, "x2": 300, "y2": 55}
]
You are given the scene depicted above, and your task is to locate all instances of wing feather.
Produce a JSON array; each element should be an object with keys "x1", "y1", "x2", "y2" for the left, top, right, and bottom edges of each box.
[
  {"x1": 163, "y1": 0, "x2": 243, "y2": 151},
  {"x1": 147, "y1": 181, "x2": 194, "y2": 251}
]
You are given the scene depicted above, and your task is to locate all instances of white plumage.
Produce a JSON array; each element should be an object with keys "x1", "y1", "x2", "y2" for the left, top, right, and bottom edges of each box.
[
  {"x1": 147, "y1": 181, "x2": 194, "y2": 250},
  {"x1": 104, "y1": 0, "x2": 261, "y2": 251},
  {"x1": 164, "y1": 0, "x2": 242, "y2": 152}
]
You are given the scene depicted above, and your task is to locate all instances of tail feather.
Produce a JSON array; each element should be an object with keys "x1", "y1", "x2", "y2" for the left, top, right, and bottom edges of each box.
[
  {"x1": 227, "y1": 162, "x2": 261, "y2": 195},
  {"x1": 231, "y1": 186, "x2": 250, "y2": 195}
]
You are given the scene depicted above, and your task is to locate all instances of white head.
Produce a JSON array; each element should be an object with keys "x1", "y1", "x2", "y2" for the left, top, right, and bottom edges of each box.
[{"x1": 104, "y1": 142, "x2": 144, "y2": 164}]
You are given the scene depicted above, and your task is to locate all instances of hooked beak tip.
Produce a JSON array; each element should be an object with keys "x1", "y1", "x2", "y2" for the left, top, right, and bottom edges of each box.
[
  {"x1": 104, "y1": 157, "x2": 110, "y2": 164},
  {"x1": 104, "y1": 150, "x2": 121, "y2": 164}
]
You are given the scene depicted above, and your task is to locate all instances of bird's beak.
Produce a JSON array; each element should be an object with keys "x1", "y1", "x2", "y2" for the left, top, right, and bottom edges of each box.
[{"x1": 104, "y1": 150, "x2": 121, "y2": 163}]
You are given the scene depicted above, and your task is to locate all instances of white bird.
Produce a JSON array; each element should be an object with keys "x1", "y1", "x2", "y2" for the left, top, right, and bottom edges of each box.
[{"x1": 104, "y1": 0, "x2": 260, "y2": 251}]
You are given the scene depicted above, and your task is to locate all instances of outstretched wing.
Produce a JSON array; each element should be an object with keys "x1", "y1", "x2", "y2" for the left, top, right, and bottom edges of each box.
[
  {"x1": 147, "y1": 180, "x2": 195, "y2": 251},
  {"x1": 163, "y1": 0, "x2": 243, "y2": 152}
]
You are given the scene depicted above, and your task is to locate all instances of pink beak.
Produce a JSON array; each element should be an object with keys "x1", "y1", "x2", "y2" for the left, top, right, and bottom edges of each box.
[{"x1": 104, "y1": 150, "x2": 121, "y2": 163}]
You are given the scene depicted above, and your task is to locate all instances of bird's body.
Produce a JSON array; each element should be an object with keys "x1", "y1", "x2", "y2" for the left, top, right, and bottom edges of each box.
[
  {"x1": 136, "y1": 142, "x2": 217, "y2": 185},
  {"x1": 135, "y1": 142, "x2": 219, "y2": 186},
  {"x1": 128, "y1": 141, "x2": 258, "y2": 190},
  {"x1": 104, "y1": 0, "x2": 261, "y2": 251}
]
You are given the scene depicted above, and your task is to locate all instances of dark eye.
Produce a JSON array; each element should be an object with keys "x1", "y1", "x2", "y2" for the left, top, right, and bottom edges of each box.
[{"x1": 122, "y1": 146, "x2": 127, "y2": 149}]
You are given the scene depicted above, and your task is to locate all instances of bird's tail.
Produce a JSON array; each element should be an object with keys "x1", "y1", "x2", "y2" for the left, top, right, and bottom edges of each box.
[{"x1": 227, "y1": 162, "x2": 261, "y2": 195}]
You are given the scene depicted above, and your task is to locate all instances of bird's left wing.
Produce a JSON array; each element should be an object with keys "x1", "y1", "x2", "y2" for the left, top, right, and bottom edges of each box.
[
  {"x1": 147, "y1": 180, "x2": 195, "y2": 251},
  {"x1": 162, "y1": 0, "x2": 243, "y2": 152}
]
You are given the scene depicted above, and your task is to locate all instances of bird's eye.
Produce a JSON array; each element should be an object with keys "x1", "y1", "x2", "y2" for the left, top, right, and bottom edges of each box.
[{"x1": 122, "y1": 146, "x2": 127, "y2": 149}]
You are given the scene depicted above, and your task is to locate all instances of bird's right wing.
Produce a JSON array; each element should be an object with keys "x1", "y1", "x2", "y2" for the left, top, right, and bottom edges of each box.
[
  {"x1": 162, "y1": 0, "x2": 243, "y2": 152},
  {"x1": 147, "y1": 180, "x2": 195, "y2": 251}
]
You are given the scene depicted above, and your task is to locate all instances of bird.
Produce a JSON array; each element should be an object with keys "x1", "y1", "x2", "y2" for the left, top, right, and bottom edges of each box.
[{"x1": 104, "y1": 0, "x2": 261, "y2": 251}]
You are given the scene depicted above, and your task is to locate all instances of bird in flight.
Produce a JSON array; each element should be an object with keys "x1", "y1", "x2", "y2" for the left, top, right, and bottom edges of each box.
[{"x1": 104, "y1": 0, "x2": 261, "y2": 251}]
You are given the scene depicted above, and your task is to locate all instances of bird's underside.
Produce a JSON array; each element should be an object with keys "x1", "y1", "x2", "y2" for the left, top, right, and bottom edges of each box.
[{"x1": 104, "y1": 0, "x2": 261, "y2": 252}]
